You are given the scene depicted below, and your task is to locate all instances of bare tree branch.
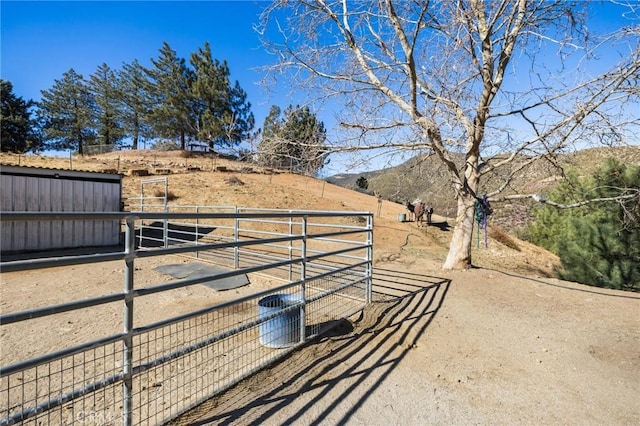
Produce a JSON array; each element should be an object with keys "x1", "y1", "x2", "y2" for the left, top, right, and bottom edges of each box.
[
  {"x1": 258, "y1": 0, "x2": 640, "y2": 269},
  {"x1": 491, "y1": 189, "x2": 639, "y2": 208}
]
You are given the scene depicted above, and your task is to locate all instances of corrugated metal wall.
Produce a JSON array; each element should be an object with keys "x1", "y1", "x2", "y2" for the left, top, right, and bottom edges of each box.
[{"x1": 0, "y1": 166, "x2": 122, "y2": 253}]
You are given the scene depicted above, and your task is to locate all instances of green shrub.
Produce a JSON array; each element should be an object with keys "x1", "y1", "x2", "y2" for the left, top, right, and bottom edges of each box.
[{"x1": 527, "y1": 159, "x2": 639, "y2": 292}]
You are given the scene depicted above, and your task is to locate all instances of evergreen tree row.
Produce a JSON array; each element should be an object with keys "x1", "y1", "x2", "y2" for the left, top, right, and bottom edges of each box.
[
  {"x1": 0, "y1": 80, "x2": 40, "y2": 153},
  {"x1": 1, "y1": 41, "x2": 255, "y2": 154}
]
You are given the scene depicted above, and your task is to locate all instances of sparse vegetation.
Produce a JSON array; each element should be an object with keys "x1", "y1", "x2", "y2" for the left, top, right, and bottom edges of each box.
[
  {"x1": 153, "y1": 189, "x2": 179, "y2": 201},
  {"x1": 330, "y1": 146, "x2": 640, "y2": 237},
  {"x1": 3, "y1": 147, "x2": 638, "y2": 290},
  {"x1": 225, "y1": 176, "x2": 244, "y2": 186},
  {"x1": 488, "y1": 227, "x2": 521, "y2": 252}
]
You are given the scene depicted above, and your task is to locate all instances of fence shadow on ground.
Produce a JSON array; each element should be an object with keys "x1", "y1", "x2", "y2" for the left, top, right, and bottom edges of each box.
[
  {"x1": 170, "y1": 267, "x2": 451, "y2": 425},
  {"x1": 137, "y1": 221, "x2": 217, "y2": 247}
]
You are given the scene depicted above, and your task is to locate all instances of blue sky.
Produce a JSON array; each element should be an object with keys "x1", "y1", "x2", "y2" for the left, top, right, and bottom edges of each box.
[
  {"x1": 1, "y1": 1, "x2": 277, "y2": 119},
  {"x1": 1, "y1": 1, "x2": 638, "y2": 174}
]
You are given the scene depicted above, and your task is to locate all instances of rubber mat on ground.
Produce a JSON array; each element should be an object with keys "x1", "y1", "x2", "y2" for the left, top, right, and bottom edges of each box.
[{"x1": 154, "y1": 262, "x2": 250, "y2": 290}]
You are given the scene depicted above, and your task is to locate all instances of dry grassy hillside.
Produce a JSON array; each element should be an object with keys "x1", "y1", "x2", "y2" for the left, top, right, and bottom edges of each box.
[{"x1": 0, "y1": 150, "x2": 559, "y2": 277}]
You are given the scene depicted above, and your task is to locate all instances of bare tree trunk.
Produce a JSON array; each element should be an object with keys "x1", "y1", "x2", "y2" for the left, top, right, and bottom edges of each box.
[
  {"x1": 443, "y1": 194, "x2": 476, "y2": 269},
  {"x1": 440, "y1": 143, "x2": 481, "y2": 269}
]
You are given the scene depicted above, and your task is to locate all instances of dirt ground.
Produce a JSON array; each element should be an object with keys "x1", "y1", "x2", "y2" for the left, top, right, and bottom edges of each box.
[
  {"x1": 175, "y1": 258, "x2": 640, "y2": 426},
  {"x1": 1, "y1": 151, "x2": 639, "y2": 425}
]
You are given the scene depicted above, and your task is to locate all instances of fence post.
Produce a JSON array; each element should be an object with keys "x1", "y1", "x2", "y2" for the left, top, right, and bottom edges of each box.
[
  {"x1": 300, "y1": 215, "x2": 307, "y2": 343},
  {"x1": 366, "y1": 214, "x2": 373, "y2": 304},
  {"x1": 122, "y1": 216, "x2": 136, "y2": 426},
  {"x1": 163, "y1": 179, "x2": 169, "y2": 248},
  {"x1": 288, "y1": 210, "x2": 293, "y2": 282},
  {"x1": 234, "y1": 206, "x2": 239, "y2": 269},
  {"x1": 138, "y1": 181, "x2": 144, "y2": 245},
  {"x1": 195, "y1": 206, "x2": 200, "y2": 259}
]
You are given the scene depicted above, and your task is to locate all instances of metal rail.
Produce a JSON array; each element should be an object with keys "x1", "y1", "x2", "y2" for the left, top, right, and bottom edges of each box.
[{"x1": 0, "y1": 208, "x2": 373, "y2": 425}]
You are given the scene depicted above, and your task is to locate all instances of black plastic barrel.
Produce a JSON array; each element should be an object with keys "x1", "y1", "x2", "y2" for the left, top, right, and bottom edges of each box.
[{"x1": 258, "y1": 294, "x2": 301, "y2": 348}]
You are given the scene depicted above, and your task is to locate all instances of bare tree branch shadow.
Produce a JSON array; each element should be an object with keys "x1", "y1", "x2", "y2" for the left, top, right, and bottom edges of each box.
[
  {"x1": 170, "y1": 267, "x2": 451, "y2": 425},
  {"x1": 137, "y1": 221, "x2": 217, "y2": 247}
]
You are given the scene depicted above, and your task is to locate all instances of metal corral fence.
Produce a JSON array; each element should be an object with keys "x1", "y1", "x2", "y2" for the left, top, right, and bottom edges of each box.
[{"x1": 0, "y1": 209, "x2": 373, "y2": 425}]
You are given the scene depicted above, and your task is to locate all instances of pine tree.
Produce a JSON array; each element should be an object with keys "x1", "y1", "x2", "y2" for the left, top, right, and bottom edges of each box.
[
  {"x1": 526, "y1": 170, "x2": 586, "y2": 254},
  {"x1": 39, "y1": 69, "x2": 96, "y2": 155},
  {"x1": 89, "y1": 63, "x2": 125, "y2": 152},
  {"x1": 256, "y1": 105, "x2": 327, "y2": 175},
  {"x1": 528, "y1": 159, "x2": 640, "y2": 291},
  {"x1": 225, "y1": 79, "x2": 255, "y2": 147},
  {"x1": 190, "y1": 42, "x2": 254, "y2": 150},
  {"x1": 190, "y1": 42, "x2": 229, "y2": 148},
  {"x1": 262, "y1": 105, "x2": 281, "y2": 140},
  {"x1": 0, "y1": 79, "x2": 40, "y2": 153},
  {"x1": 575, "y1": 159, "x2": 640, "y2": 290},
  {"x1": 280, "y1": 105, "x2": 327, "y2": 175},
  {"x1": 255, "y1": 105, "x2": 284, "y2": 165},
  {"x1": 118, "y1": 60, "x2": 153, "y2": 150},
  {"x1": 146, "y1": 42, "x2": 195, "y2": 149}
]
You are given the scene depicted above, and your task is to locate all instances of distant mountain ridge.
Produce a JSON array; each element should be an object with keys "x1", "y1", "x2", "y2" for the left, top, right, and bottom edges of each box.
[{"x1": 326, "y1": 146, "x2": 640, "y2": 233}]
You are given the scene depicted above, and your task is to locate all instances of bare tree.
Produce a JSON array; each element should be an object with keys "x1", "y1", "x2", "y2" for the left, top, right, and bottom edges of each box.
[{"x1": 258, "y1": 0, "x2": 640, "y2": 269}]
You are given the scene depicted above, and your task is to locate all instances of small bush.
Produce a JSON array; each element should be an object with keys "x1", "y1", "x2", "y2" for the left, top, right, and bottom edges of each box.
[
  {"x1": 488, "y1": 226, "x2": 521, "y2": 251},
  {"x1": 153, "y1": 189, "x2": 179, "y2": 201},
  {"x1": 226, "y1": 176, "x2": 245, "y2": 186},
  {"x1": 356, "y1": 176, "x2": 369, "y2": 190}
]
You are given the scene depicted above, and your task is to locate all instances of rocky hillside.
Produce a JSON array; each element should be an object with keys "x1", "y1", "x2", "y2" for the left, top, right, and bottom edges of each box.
[{"x1": 327, "y1": 146, "x2": 640, "y2": 234}]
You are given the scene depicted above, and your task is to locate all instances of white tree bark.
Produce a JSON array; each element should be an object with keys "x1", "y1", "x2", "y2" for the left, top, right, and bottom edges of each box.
[{"x1": 258, "y1": 0, "x2": 640, "y2": 270}]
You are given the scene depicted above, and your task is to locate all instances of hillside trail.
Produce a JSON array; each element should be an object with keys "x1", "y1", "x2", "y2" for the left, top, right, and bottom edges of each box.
[{"x1": 2, "y1": 151, "x2": 639, "y2": 425}]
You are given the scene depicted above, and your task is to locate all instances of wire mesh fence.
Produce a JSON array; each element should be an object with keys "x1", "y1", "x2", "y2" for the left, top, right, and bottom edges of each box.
[{"x1": 0, "y1": 209, "x2": 372, "y2": 425}]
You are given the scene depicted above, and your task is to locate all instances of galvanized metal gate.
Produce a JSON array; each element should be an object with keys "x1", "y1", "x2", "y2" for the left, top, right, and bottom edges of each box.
[
  {"x1": 136, "y1": 177, "x2": 168, "y2": 247},
  {"x1": 0, "y1": 208, "x2": 373, "y2": 425}
]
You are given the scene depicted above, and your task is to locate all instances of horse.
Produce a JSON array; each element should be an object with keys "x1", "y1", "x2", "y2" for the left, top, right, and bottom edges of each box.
[
  {"x1": 405, "y1": 201, "x2": 415, "y2": 222},
  {"x1": 414, "y1": 202, "x2": 426, "y2": 227}
]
